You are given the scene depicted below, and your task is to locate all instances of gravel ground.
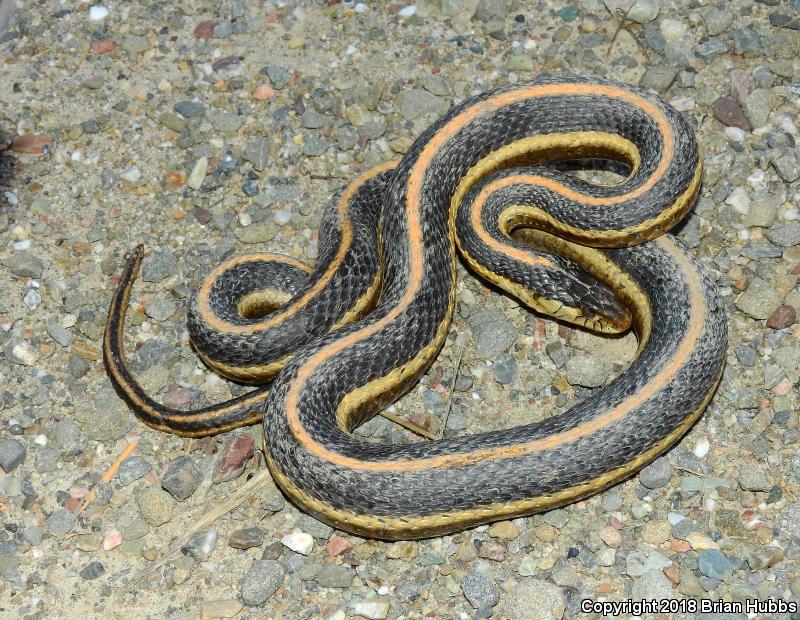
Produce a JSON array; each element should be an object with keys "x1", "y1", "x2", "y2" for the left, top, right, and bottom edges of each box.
[{"x1": 1, "y1": 1, "x2": 800, "y2": 619}]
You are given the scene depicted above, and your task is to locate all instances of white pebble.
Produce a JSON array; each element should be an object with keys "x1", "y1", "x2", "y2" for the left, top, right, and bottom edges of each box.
[
  {"x1": 11, "y1": 225, "x2": 28, "y2": 241},
  {"x1": 120, "y1": 166, "x2": 142, "y2": 183},
  {"x1": 70, "y1": 151, "x2": 82, "y2": 162},
  {"x1": 725, "y1": 187, "x2": 750, "y2": 214},
  {"x1": 747, "y1": 169, "x2": 767, "y2": 191},
  {"x1": 782, "y1": 207, "x2": 798, "y2": 221},
  {"x1": 274, "y1": 209, "x2": 292, "y2": 225},
  {"x1": 238, "y1": 212, "x2": 252, "y2": 227},
  {"x1": 23, "y1": 289, "x2": 41, "y2": 311},
  {"x1": 694, "y1": 437, "x2": 710, "y2": 458},
  {"x1": 12, "y1": 342, "x2": 39, "y2": 366},
  {"x1": 14, "y1": 240, "x2": 31, "y2": 250},
  {"x1": 737, "y1": 228, "x2": 750, "y2": 241},
  {"x1": 327, "y1": 612, "x2": 346, "y2": 620},
  {"x1": 660, "y1": 18, "x2": 688, "y2": 43},
  {"x1": 724, "y1": 126, "x2": 746, "y2": 142},
  {"x1": 61, "y1": 314, "x2": 77, "y2": 328},
  {"x1": 398, "y1": 5, "x2": 417, "y2": 17},
  {"x1": 187, "y1": 157, "x2": 208, "y2": 190},
  {"x1": 281, "y1": 531, "x2": 314, "y2": 555},
  {"x1": 89, "y1": 6, "x2": 109, "y2": 21},
  {"x1": 33, "y1": 434, "x2": 48, "y2": 446},
  {"x1": 667, "y1": 512, "x2": 685, "y2": 525},
  {"x1": 669, "y1": 96, "x2": 695, "y2": 112},
  {"x1": 353, "y1": 601, "x2": 390, "y2": 620},
  {"x1": 354, "y1": 3, "x2": 368, "y2": 13}
]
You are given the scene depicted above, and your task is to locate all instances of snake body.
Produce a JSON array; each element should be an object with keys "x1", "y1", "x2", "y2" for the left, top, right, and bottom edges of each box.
[{"x1": 104, "y1": 75, "x2": 727, "y2": 539}]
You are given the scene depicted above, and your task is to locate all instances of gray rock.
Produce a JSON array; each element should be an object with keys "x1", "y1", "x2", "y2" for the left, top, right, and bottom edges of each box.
[
  {"x1": 397, "y1": 89, "x2": 449, "y2": 120},
  {"x1": 3, "y1": 251, "x2": 44, "y2": 278},
  {"x1": 68, "y1": 354, "x2": 91, "y2": 378},
  {"x1": 314, "y1": 563, "x2": 353, "y2": 588},
  {"x1": 702, "y1": 7, "x2": 733, "y2": 36},
  {"x1": 766, "y1": 222, "x2": 800, "y2": 247},
  {"x1": 503, "y1": 579, "x2": 566, "y2": 619},
  {"x1": 144, "y1": 297, "x2": 177, "y2": 322},
  {"x1": 733, "y1": 27, "x2": 762, "y2": 57},
  {"x1": 136, "y1": 487, "x2": 175, "y2": 526},
  {"x1": 738, "y1": 465, "x2": 771, "y2": 491},
  {"x1": 461, "y1": 571, "x2": 500, "y2": 609},
  {"x1": 264, "y1": 65, "x2": 290, "y2": 89},
  {"x1": 34, "y1": 446, "x2": 59, "y2": 473},
  {"x1": 742, "y1": 240, "x2": 782, "y2": 258},
  {"x1": 297, "y1": 513, "x2": 334, "y2": 541},
  {"x1": 0, "y1": 439, "x2": 26, "y2": 473},
  {"x1": 301, "y1": 111, "x2": 329, "y2": 129},
  {"x1": 211, "y1": 112, "x2": 243, "y2": 134},
  {"x1": 46, "y1": 319, "x2": 72, "y2": 347},
  {"x1": 638, "y1": 66, "x2": 678, "y2": 93},
  {"x1": 87, "y1": 387, "x2": 134, "y2": 442},
  {"x1": 79, "y1": 561, "x2": 106, "y2": 580},
  {"x1": 141, "y1": 248, "x2": 177, "y2": 282},
  {"x1": 698, "y1": 549, "x2": 734, "y2": 580},
  {"x1": 161, "y1": 455, "x2": 201, "y2": 501},
  {"x1": 48, "y1": 419, "x2": 85, "y2": 456},
  {"x1": 117, "y1": 455, "x2": 152, "y2": 486},
  {"x1": 735, "y1": 278, "x2": 781, "y2": 320},
  {"x1": 493, "y1": 353, "x2": 517, "y2": 384},
  {"x1": 468, "y1": 309, "x2": 516, "y2": 358},
  {"x1": 229, "y1": 527, "x2": 264, "y2": 550},
  {"x1": 302, "y1": 134, "x2": 329, "y2": 157},
  {"x1": 743, "y1": 88, "x2": 776, "y2": 129},
  {"x1": 546, "y1": 341, "x2": 570, "y2": 368},
  {"x1": 631, "y1": 569, "x2": 674, "y2": 602},
  {"x1": 772, "y1": 151, "x2": 800, "y2": 183},
  {"x1": 45, "y1": 508, "x2": 76, "y2": 535},
  {"x1": 174, "y1": 100, "x2": 206, "y2": 118},
  {"x1": 639, "y1": 457, "x2": 672, "y2": 489},
  {"x1": 565, "y1": 355, "x2": 610, "y2": 388},
  {"x1": 181, "y1": 530, "x2": 218, "y2": 561},
  {"x1": 240, "y1": 559, "x2": 285, "y2": 606},
  {"x1": 242, "y1": 138, "x2": 270, "y2": 172}
]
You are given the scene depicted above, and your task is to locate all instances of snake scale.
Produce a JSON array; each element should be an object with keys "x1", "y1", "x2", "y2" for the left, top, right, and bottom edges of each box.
[{"x1": 104, "y1": 75, "x2": 727, "y2": 539}]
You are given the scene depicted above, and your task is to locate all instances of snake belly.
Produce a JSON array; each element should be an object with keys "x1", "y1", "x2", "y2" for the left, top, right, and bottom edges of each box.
[{"x1": 104, "y1": 75, "x2": 727, "y2": 539}]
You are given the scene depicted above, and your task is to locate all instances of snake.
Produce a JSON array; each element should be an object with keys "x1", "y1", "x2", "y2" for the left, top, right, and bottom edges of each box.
[{"x1": 104, "y1": 75, "x2": 727, "y2": 540}]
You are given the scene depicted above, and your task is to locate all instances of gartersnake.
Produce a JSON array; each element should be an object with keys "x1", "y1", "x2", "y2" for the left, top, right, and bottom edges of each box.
[{"x1": 104, "y1": 75, "x2": 727, "y2": 539}]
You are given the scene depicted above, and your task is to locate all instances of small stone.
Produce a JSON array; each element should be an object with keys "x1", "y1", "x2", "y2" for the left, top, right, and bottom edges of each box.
[
  {"x1": 397, "y1": 89, "x2": 449, "y2": 120},
  {"x1": 639, "y1": 66, "x2": 678, "y2": 94},
  {"x1": 3, "y1": 251, "x2": 44, "y2": 278},
  {"x1": 46, "y1": 320, "x2": 72, "y2": 347},
  {"x1": 627, "y1": 0, "x2": 659, "y2": 24},
  {"x1": 242, "y1": 139, "x2": 270, "y2": 172},
  {"x1": 767, "y1": 222, "x2": 800, "y2": 247},
  {"x1": 460, "y1": 571, "x2": 500, "y2": 609},
  {"x1": 493, "y1": 353, "x2": 517, "y2": 384},
  {"x1": 747, "y1": 546, "x2": 783, "y2": 570},
  {"x1": 489, "y1": 520, "x2": 519, "y2": 540},
  {"x1": 102, "y1": 530, "x2": 123, "y2": 551},
  {"x1": 315, "y1": 563, "x2": 353, "y2": 588},
  {"x1": 477, "y1": 539, "x2": 506, "y2": 561},
  {"x1": 0, "y1": 439, "x2": 26, "y2": 473},
  {"x1": 174, "y1": 100, "x2": 206, "y2": 118},
  {"x1": 239, "y1": 560, "x2": 285, "y2": 606},
  {"x1": 281, "y1": 531, "x2": 314, "y2": 555},
  {"x1": 686, "y1": 532, "x2": 720, "y2": 551},
  {"x1": 117, "y1": 455, "x2": 152, "y2": 486},
  {"x1": 565, "y1": 355, "x2": 609, "y2": 388},
  {"x1": 229, "y1": 527, "x2": 263, "y2": 550},
  {"x1": 136, "y1": 487, "x2": 175, "y2": 526},
  {"x1": 325, "y1": 536, "x2": 353, "y2": 557},
  {"x1": 631, "y1": 570, "x2": 674, "y2": 603},
  {"x1": 161, "y1": 455, "x2": 201, "y2": 501},
  {"x1": 639, "y1": 457, "x2": 672, "y2": 489},
  {"x1": 145, "y1": 298, "x2": 177, "y2": 322},
  {"x1": 353, "y1": 600, "x2": 390, "y2": 620},
  {"x1": 736, "y1": 278, "x2": 782, "y2": 320},
  {"x1": 767, "y1": 305, "x2": 796, "y2": 329},
  {"x1": 187, "y1": 157, "x2": 208, "y2": 190},
  {"x1": 698, "y1": 549, "x2": 733, "y2": 580},
  {"x1": 252, "y1": 84, "x2": 275, "y2": 100},
  {"x1": 545, "y1": 341, "x2": 570, "y2": 368},
  {"x1": 468, "y1": 309, "x2": 517, "y2": 358},
  {"x1": 75, "y1": 532, "x2": 103, "y2": 552},
  {"x1": 733, "y1": 27, "x2": 762, "y2": 57},
  {"x1": 79, "y1": 561, "x2": 106, "y2": 580},
  {"x1": 45, "y1": 508, "x2": 76, "y2": 535},
  {"x1": 712, "y1": 97, "x2": 751, "y2": 131},
  {"x1": 181, "y1": 530, "x2": 218, "y2": 561},
  {"x1": 772, "y1": 151, "x2": 800, "y2": 183},
  {"x1": 738, "y1": 465, "x2": 771, "y2": 491},
  {"x1": 600, "y1": 526, "x2": 622, "y2": 548},
  {"x1": 642, "y1": 521, "x2": 671, "y2": 545},
  {"x1": 507, "y1": 54, "x2": 534, "y2": 71},
  {"x1": 213, "y1": 434, "x2": 255, "y2": 483}
]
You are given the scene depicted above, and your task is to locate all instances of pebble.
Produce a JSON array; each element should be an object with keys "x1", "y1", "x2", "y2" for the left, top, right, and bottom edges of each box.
[
  {"x1": 45, "y1": 508, "x2": 75, "y2": 535},
  {"x1": 174, "y1": 100, "x2": 206, "y2": 118},
  {"x1": 565, "y1": 355, "x2": 609, "y2": 388},
  {"x1": 353, "y1": 600, "x2": 390, "y2": 620},
  {"x1": 460, "y1": 571, "x2": 500, "y2": 609},
  {"x1": 397, "y1": 89, "x2": 448, "y2": 120},
  {"x1": 772, "y1": 151, "x2": 800, "y2": 183},
  {"x1": 145, "y1": 298, "x2": 177, "y2": 322},
  {"x1": 767, "y1": 305, "x2": 796, "y2": 329},
  {"x1": 0, "y1": 439, "x2": 26, "y2": 473},
  {"x1": 698, "y1": 549, "x2": 734, "y2": 580},
  {"x1": 767, "y1": 222, "x2": 800, "y2": 247},
  {"x1": 46, "y1": 319, "x2": 72, "y2": 347},
  {"x1": 187, "y1": 157, "x2": 209, "y2": 190},
  {"x1": 239, "y1": 560, "x2": 285, "y2": 606},
  {"x1": 493, "y1": 353, "x2": 517, "y2": 384},
  {"x1": 639, "y1": 66, "x2": 678, "y2": 93},
  {"x1": 631, "y1": 569, "x2": 674, "y2": 603},
  {"x1": 639, "y1": 457, "x2": 672, "y2": 489},
  {"x1": 181, "y1": 530, "x2": 218, "y2": 561},
  {"x1": 712, "y1": 97, "x2": 751, "y2": 131},
  {"x1": 738, "y1": 465, "x2": 771, "y2": 491},
  {"x1": 3, "y1": 251, "x2": 44, "y2": 278},
  {"x1": 281, "y1": 531, "x2": 314, "y2": 555},
  {"x1": 468, "y1": 309, "x2": 517, "y2": 358},
  {"x1": 136, "y1": 487, "x2": 175, "y2": 526},
  {"x1": 229, "y1": 527, "x2": 264, "y2": 550},
  {"x1": 315, "y1": 563, "x2": 353, "y2": 588},
  {"x1": 242, "y1": 139, "x2": 270, "y2": 172},
  {"x1": 79, "y1": 561, "x2": 106, "y2": 580},
  {"x1": 142, "y1": 248, "x2": 177, "y2": 282},
  {"x1": 161, "y1": 455, "x2": 202, "y2": 501},
  {"x1": 117, "y1": 455, "x2": 152, "y2": 485},
  {"x1": 213, "y1": 433, "x2": 255, "y2": 483},
  {"x1": 736, "y1": 278, "x2": 782, "y2": 320}
]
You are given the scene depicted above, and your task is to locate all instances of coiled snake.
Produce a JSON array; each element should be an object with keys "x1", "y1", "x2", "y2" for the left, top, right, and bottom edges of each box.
[{"x1": 104, "y1": 75, "x2": 727, "y2": 539}]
